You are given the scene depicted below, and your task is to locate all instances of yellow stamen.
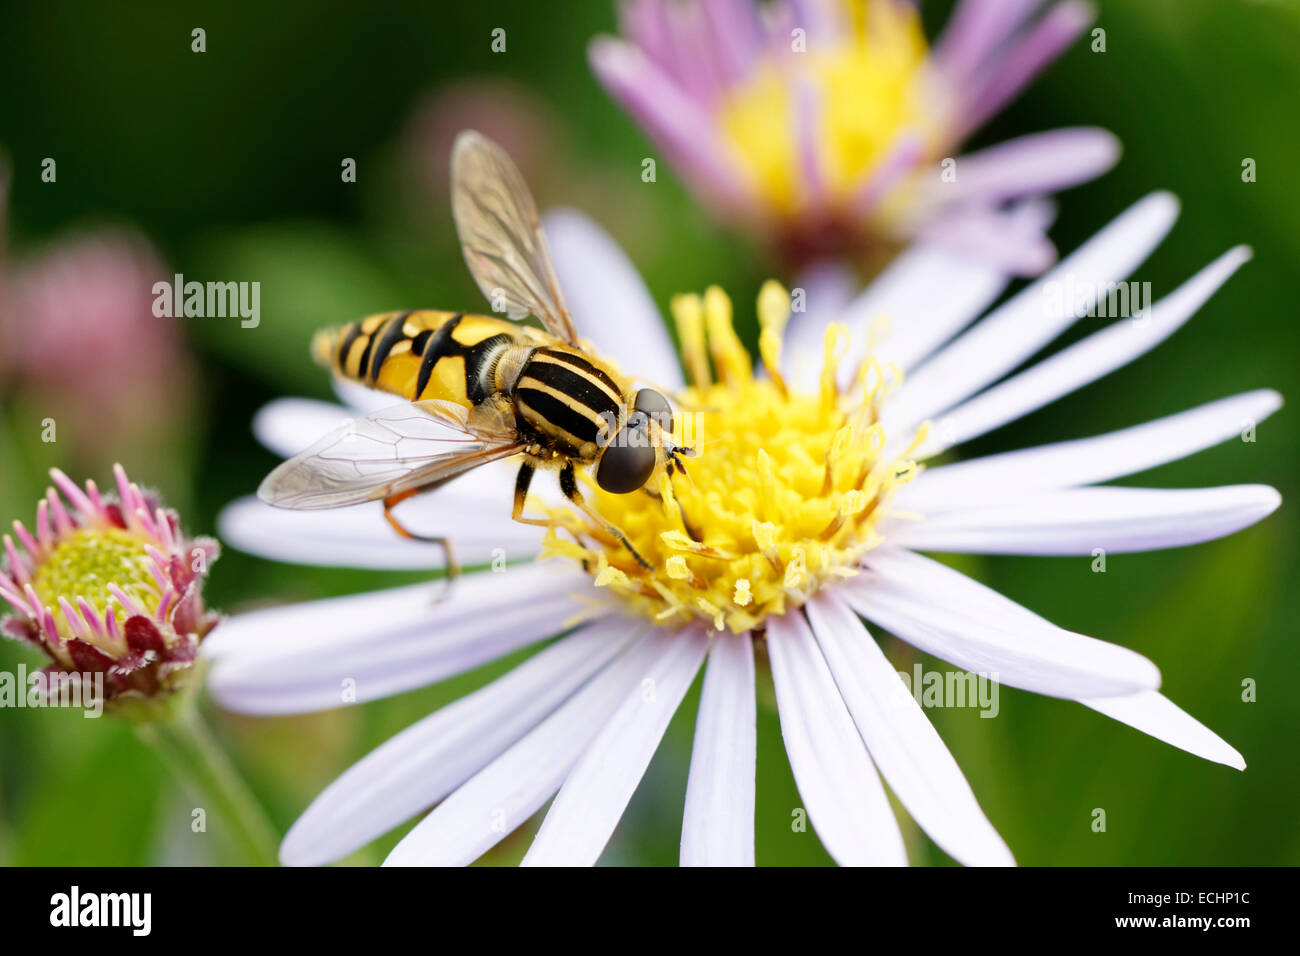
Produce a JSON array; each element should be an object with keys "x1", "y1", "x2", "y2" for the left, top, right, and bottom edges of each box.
[
  {"x1": 757, "y1": 280, "x2": 791, "y2": 394},
  {"x1": 671, "y1": 293, "x2": 712, "y2": 389},
  {"x1": 544, "y1": 282, "x2": 923, "y2": 634},
  {"x1": 820, "y1": 323, "x2": 849, "y2": 411},
  {"x1": 704, "y1": 285, "x2": 751, "y2": 387}
]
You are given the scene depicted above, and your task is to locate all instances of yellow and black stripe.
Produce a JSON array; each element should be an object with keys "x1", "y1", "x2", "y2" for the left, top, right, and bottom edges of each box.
[
  {"x1": 314, "y1": 310, "x2": 519, "y2": 412},
  {"x1": 315, "y1": 311, "x2": 631, "y2": 461},
  {"x1": 514, "y1": 348, "x2": 622, "y2": 458}
]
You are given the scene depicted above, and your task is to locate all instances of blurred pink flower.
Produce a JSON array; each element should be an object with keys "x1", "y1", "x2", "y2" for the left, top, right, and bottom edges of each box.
[
  {"x1": 404, "y1": 79, "x2": 558, "y2": 206},
  {"x1": 0, "y1": 172, "x2": 192, "y2": 460}
]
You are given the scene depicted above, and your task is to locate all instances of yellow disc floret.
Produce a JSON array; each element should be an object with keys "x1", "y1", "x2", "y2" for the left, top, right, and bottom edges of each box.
[
  {"x1": 542, "y1": 281, "x2": 926, "y2": 634},
  {"x1": 31, "y1": 527, "x2": 162, "y2": 620},
  {"x1": 717, "y1": 0, "x2": 936, "y2": 215}
]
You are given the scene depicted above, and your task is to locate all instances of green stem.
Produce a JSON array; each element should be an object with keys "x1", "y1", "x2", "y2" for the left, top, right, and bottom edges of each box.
[{"x1": 136, "y1": 701, "x2": 279, "y2": 867}]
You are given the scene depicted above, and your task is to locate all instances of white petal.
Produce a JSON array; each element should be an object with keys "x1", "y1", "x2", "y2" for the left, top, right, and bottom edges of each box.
[
  {"x1": 333, "y1": 378, "x2": 394, "y2": 413},
  {"x1": 383, "y1": 620, "x2": 666, "y2": 866},
  {"x1": 218, "y1": 479, "x2": 542, "y2": 571},
  {"x1": 807, "y1": 593, "x2": 1014, "y2": 866},
  {"x1": 521, "y1": 625, "x2": 710, "y2": 866},
  {"x1": 1081, "y1": 691, "x2": 1246, "y2": 770},
  {"x1": 780, "y1": 261, "x2": 862, "y2": 388},
  {"x1": 205, "y1": 562, "x2": 595, "y2": 714},
  {"x1": 543, "y1": 207, "x2": 684, "y2": 390},
  {"x1": 847, "y1": 548, "x2": 1161, "y2": 699},
  {"x1": 679, "y1": 631, "x2": 756, "y2": 867},
  {"x1": 765, "y1": 611, "x2": 908, "y2": 866},
  {"x1": 253, "y1": 398, "x2": 356, "y2": 458},
  {"x1": 920, "y1": 246, "x2": 1253, "y2": 455},
  {"x1": 790, "y1": 261, "x2": 860, "y2": 322},
  {"x1": 783, "y1": 241, "x2": 1009, "y2": 392},
  {"x1": 280, "y1": 622, "x2": 633, "y2": 866},
  {"x1": 899, "y1": 389, "x2": 1283, "y2": 513},
  {"x1": 884, "y1": 192, "x2": 1179, "y2": 434},
  {"x1": 888, "y1": 484, "x2": 1281, "y2": 555}
]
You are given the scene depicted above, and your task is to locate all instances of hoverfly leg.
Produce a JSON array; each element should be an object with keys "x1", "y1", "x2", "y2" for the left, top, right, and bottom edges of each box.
[
  {"x1": 559, "y1": 463, "x2": 651, "y2": 570},
  {"x1": 382, "y1": 489, "x2": 460, "y2": 603},
  {"x1": 509, "y1": 460, "x2": 585, "y2": 554},
  {"x1": 674, "y1": 501, "x2": 703, "y2": 544},
  {"x1": 509, "y1": 461, "x2": 552, "y2": 528}
]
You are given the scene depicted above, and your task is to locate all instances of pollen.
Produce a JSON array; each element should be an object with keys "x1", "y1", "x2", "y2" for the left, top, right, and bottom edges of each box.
[
  {"x1": 717, "y1": 0, "x2": 936, "y2": 215},
  {"x1": 541, "y1": 281, "x2": 924, "y2": 634},
  {"x1": 31, "y1": 527, "x2": 162, "y2": 620}
]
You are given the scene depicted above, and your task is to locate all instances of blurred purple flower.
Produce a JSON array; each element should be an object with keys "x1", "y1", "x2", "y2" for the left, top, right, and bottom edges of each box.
[{"x1": 591, "y1": 0, "x2": 1118, "y2": 273}]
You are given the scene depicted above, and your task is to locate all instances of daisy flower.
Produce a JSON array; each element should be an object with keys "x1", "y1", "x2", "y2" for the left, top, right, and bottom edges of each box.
[
  {"x1": 0, "y1": 465, "x2": 281, "y2": 864},
  {"x1": 1, "y1": 464, "x2": 219, "y2": 716},
  {"x1": 207, "y1": 191, "x2": 1279, "y2": 866},
  {"x1": 590, "y1": 0, "x2": 1118, "y2": 273}
]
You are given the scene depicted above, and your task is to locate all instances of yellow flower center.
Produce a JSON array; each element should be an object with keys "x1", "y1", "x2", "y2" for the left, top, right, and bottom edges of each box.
[
  {"x1": 543, "y1": 282, "x2": 925, "y2": 633},
  {"x1": 717, "y1": 0, "x2": 937, "y2": 215},
  {"x1": 31, "y1": 527, "x2": 161, "y2": 620}
]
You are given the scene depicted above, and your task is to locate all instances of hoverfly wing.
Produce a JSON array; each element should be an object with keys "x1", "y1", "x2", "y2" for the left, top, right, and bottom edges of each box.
[
  {"x1": 451, "y1": 130, "x2": 581, "y2": 346},
  {"x1": 258, "y1": 399, "x2": 524, "y2": 510}
]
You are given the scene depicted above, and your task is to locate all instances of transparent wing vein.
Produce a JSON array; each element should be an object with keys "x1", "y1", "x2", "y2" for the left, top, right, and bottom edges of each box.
[
  {"x1": 258, "y1": 400, "x2": 522, "y2": 509},
  {"x1": 451, "y1": 130, "x2": 579, "y2": 344}
]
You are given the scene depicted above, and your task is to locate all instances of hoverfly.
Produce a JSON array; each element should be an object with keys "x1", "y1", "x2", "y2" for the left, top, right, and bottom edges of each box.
[{"x1": 258, "y1": 131, "x2": 690, "y2": 574}]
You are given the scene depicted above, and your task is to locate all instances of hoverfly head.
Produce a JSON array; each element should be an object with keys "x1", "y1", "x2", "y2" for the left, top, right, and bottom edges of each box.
[{"x1": 595, "y1": 388, "x2": 679, "y2": 494}]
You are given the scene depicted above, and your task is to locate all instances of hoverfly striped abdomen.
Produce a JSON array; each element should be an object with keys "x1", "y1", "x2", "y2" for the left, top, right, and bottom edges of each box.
[
  {"x1": 314, "y1": 309, "x2": 523, "y2": 413},
  {"x1": 316, "y1": 310, "x2": 416, "y2": 382},
  {"x1": 514, "y1": 348, "x2": 623, "y2": 460}
]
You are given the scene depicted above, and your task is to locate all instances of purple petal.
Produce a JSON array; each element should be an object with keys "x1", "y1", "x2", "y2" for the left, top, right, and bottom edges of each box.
[
  {"x1": 932, "y1": 0, "x2": 1043, "y2": 84},
  {"x1": 588, "y1": 36, "x2": 754, "y2": 215},
  {"x1": 701, "y1": 0, "x2": 765, "y2": 84},
  {"x1": 852, "y1": 129, "x2": 926, "y2": 216},
  {"x1": 933, "y1": 127, "x2": 1119, "y2": 206},
  {"x1": 957, "y1": 1, "x2": 1094, "y2": 139}
]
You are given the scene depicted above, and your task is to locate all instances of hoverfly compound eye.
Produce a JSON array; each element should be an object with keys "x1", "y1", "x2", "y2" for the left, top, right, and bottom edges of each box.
[
  {"x1": 596, "y1": 432, "x2": 657, "y2": 494},
  {"x1": 634, "y1": 389, "x2": 674, "y2": 434}
]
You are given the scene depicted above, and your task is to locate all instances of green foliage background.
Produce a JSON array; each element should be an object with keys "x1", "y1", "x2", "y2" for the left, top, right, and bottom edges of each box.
[{"x1": 0, "y1": 0, "x2": 1296, "y2": 865}]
